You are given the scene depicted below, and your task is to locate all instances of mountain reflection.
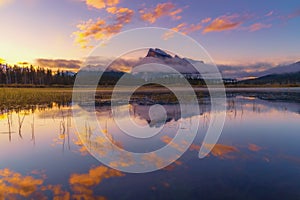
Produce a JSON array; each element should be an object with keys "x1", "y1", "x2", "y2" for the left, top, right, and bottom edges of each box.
[{"x1": 0, "y1": 93, "x2": 299, "y2": 151}]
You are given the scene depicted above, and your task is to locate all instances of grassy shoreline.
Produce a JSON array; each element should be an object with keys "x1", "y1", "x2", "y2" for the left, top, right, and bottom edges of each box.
[
  {"x1": 1, "y1": 83, "x2": 300, "y2": 89},
  {"x1": 0, "y1": 88, "x2": 73, "y2": 110},
  {"x1": 1, "y1": 86, "x2": 300, "y2": 96},
  {"x1": 1, "y1": 86, "x2": 299, "y2": 111}
]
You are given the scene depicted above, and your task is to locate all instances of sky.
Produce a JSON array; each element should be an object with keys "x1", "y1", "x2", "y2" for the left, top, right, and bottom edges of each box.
[{"x1": 0, "y1": 0, "x2": 300, "y2": 72}]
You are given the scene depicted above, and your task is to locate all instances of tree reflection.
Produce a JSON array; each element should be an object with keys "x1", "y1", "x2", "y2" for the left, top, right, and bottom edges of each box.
[{"x1": 17, "y1": 110, "x2": 26, "y2": 139}]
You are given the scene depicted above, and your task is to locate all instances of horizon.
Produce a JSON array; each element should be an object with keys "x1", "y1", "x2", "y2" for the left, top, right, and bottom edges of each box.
[{"x1": 1, "y1": 47, "x2": 299, "y2": 80}]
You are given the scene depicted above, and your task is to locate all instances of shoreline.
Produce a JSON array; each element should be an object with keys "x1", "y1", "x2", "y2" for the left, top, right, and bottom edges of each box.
[{"x1": 1, "y1": 86, "x2": 300, "y2": 92}]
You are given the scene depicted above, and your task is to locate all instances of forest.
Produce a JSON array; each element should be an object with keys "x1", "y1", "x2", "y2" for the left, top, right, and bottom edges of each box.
[{"x1": 0, "y1": 63, "x2": 75, "y2": 86}]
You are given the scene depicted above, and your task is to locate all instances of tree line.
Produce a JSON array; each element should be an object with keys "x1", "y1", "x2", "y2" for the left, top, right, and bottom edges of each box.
[{"x1": 0, "y1": 64, "x2": 75, "y2": 85}]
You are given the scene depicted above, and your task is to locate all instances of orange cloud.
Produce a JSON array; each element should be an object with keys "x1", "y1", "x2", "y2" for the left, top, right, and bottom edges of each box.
[
  {"x1": 83, "y1": 0, "x2": 119, "y2": 9},
  {"x1": 201, "y1": 17, "x2": 212, "y2": 24},
  {"x1": 142, "y1": 152, "x2": 165, "y2": 168},
  {"x1": 170, "y1": 18, "x2": 211, "y2": 35},
  {"x1": 0, "y1": 168, "x2": 44, "y2": 198},
  {"x1": 41, "y1": 185, "x2": 70, "y2": 199},
  {"x1": 248, "y1": 143, "x2": 262, "y2": 152},
  {"x1": 163, "y1": 21, "x2": 203, "y2": 40},
  {"x1": 247, "y1": 23, "x2": 272, "y2": 32},
  {"x1": 0, "y1": 167, "x2": 122, "y2": 199},
  {"x1": 161, "y1": 135, "x2": 188, "y2": 152},
  {"x1": 35, "y1": 58, "x2": 82, "y2": 70},
  {"x1": 189, "y1": 144, "x2": 200, "y2": 151},
  {"x1": 73, "y1": 7, "x2": 134, "y2": 48},
  {"x1": 140, "y1": 2, "x2": 182, "y2": 23},
  {"x1": 69, "y1": 166, "x2": 123, "y2": 187},
  {"x1": 163, "y1": 160, "x2": 182, "y2": 171},
  {"x1": 174, "y1": 22, "x2": 203, "y2": 34},
  {"x1": 172, "y1": 23, "x2": 188, "y2": 32},
  {"x1": 74, "y1": 126, "x2": 134, "y2": 169},
  {"x1": 69, "y1": 165, "x2": 124, "y2": 199},
  {"x1": 73, "y1": 138, "x2": 90, "y2": 156},
  {"x1": 106, "y1": 6, "x2": 134, "y2": 23},
  {"x1": 200, "y1": 143, "x2": 239, "y2": 159},
  {"x1": 203, "y1": 14, "x2": 243, "y2": 33},
  {"x1": 73, "y1": 18, "x2": 106, "y2": 48},
  {"x1": 162, "y1": 23, "x2": 186, "y2": 39}
]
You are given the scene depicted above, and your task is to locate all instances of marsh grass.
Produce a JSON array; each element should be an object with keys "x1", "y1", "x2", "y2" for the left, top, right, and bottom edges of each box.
[
  {"x1": 0, "y1": 86, "x2": 231, "y2": 111},
  {"x1": 0, "y1": 88, "x2": 73, "y2": 110}
]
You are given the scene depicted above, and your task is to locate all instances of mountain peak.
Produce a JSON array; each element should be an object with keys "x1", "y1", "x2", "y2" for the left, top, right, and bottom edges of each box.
[{"x1": 146, "y1": 48, "x2": 172, "y2": 59}]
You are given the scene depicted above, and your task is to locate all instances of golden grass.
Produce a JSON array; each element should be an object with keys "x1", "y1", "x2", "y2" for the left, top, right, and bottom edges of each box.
[{"x1": 0, "y1": 88, "x2": 73, "y2": 110}]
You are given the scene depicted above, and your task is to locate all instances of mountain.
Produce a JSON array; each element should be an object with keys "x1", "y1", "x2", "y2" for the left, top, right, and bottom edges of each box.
[
  {"x1": 239, "y1": 71, "x2": 300, "y2": 85},
  {"x1": 257, "y1": 61, "x2": 300, "y2": 76},
  {"x1": 146, "y1": 48, "x2": 173, "y2": 59},
  {"x1": 132, "y1": 48, "x2": 209, "y2": 75},
  {"x1": 217, "y1": 61, "x2": 300, "y2": 80},
  {"x1": 238, "y1": 61, "x2": 300, "y2": 84},
  {"x1": 145, "y1": 48, "x2": 203, "y2": 66}
]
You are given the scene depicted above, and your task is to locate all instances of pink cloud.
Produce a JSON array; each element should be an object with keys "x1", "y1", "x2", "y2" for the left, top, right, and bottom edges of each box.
[
  {"x1": 139, "y1": 2, "x2": 183, "y2": 24},
  {"x1": 163, "y1": 18, "x2": 212, "y2": 39},
  {"x1": 172, "y1": 22, "x2": 202, "y2": 34},
  {"x1": 163, "y1": 22, "x2": 202, "y2": 39},
  {"x1": 247, "y1": 23, "x2": 272, "y2": 32},
  {"x1": 265, "y1": 11, "x2": 274, "y2": 17},
  {"x1": 203, "y1": 14, "x2": 243, "y2": 33},
  {"x1": 201, "y1": 17, "x2": 212, "y2": 24},
  {"x1": 287, "y1": 9, "x2": 300, "y2": 19}
]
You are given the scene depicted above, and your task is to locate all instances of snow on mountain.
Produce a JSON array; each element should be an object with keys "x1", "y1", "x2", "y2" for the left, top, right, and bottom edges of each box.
[{"x1": 132, "y1": 48, "x2": 214, "y2": 75}]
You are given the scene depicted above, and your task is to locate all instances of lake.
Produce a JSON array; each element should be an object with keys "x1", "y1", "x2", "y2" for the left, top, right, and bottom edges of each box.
[{"x1": 0, "y1": 88, "x2": 300, "y2": 199}]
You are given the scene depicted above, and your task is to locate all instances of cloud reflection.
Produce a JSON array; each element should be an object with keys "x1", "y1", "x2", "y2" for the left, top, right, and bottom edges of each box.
[
  {"x1": 0, "y1": 165, "x2": 124, "y2": 199},
  {"x1": 248, "y1": 143, "x2": 262, "y2": 152},
  {"x1": 69, "y1": 166, "x2": 124, "y2": 199},
  {"x1": 199, "y1": 144, "x2": 239, "y2": 159},
  {"x1": 0, "y1": 168, "x2": 44, "y2": 199}
]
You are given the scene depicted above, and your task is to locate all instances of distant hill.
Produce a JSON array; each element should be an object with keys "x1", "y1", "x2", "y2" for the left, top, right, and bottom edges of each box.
[
  {"x1": 239, "y1": 71, "x2": 300, "y2": 85},
  {"x1": 218, "y1": 61, "x2": 300, "y2": 79},
  {"x1": 257, "y1": 61, "x2": 300, "y2": 77}
]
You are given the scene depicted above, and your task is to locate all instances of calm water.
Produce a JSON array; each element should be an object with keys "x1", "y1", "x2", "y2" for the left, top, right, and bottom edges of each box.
[{"x1": 1, "y1": 89, "x2": 300, "y2": 199}]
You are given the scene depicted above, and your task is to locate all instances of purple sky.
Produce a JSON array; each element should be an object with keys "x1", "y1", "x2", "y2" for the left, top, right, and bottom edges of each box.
[{"x1": 0, "y1": 0, "x2": 299, "y2": 71}]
